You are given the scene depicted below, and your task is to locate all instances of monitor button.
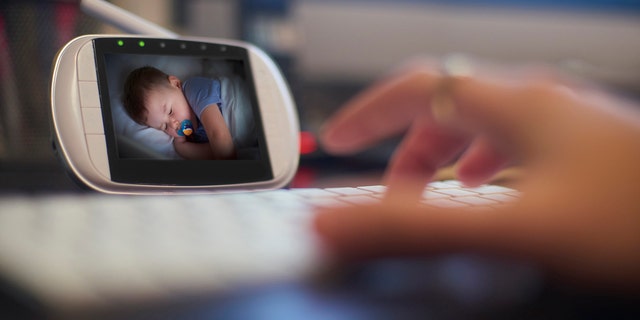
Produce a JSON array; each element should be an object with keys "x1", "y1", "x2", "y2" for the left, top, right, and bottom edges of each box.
[
  {"x1": 86, "y1": 134, "x2": 110, "y2": 179},
  {"x1": 81, "y1": 108, "x2": 104, "y2": 134},
  {"x1": 77, "y1": 42, "x2": 97, "y2": 81},
  {"x1": 78, "y1": 81, "x2": 100, "y2": 108}
]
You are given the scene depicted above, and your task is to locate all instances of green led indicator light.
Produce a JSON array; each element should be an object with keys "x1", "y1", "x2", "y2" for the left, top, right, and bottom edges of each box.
[
  {"x1": 138, "y1": 41, "x2": 145, "y2": 47},
  {"x1": 117, "y1": 40, "x2": 124, "y2": 46}
]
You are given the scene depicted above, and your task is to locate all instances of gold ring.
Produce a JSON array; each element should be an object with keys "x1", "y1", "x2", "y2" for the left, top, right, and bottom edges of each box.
[{"x1": 431, "y1": 54, "x2": 473, "y2": 123}]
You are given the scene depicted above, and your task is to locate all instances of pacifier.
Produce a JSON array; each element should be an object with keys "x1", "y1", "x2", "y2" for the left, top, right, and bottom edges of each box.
[{"x1": 177, "y1": 119, "x2": 193, "y2": 136}]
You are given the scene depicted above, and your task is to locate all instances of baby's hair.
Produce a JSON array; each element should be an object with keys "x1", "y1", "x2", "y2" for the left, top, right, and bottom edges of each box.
[{"x1": 122, "y1": 66, "x2": 171, "y2": 125}]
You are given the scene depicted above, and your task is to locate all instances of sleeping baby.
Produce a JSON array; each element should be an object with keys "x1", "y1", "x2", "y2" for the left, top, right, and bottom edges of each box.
[{"x1": 122, "y1": 66, "x2": 238, "y2": 160}]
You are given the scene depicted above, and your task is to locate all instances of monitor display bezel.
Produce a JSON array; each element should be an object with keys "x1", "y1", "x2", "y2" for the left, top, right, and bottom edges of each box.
[{"x1": 93, "y1": 37, "x2": 274, "y2": 186}]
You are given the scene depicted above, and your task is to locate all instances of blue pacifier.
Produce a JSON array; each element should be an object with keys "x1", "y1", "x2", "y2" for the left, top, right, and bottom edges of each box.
[{"x1": 177, "y1": 119, "x2": 194, "y2": 137}]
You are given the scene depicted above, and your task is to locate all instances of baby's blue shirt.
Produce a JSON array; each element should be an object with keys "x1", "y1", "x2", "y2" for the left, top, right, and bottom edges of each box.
[{"x1": 182, "y1": 77, "x2": 224, "y2": 143}]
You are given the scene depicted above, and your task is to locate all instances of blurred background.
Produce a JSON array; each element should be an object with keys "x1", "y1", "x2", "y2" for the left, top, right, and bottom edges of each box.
[{"x1": 1, "y1": 0, "x2": 639, "y2": 191}]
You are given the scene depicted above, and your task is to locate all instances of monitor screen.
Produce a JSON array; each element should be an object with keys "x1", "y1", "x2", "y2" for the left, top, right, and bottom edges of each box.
[{"x1": 94, "y1": 37, "x2": 273, "y2": 185}]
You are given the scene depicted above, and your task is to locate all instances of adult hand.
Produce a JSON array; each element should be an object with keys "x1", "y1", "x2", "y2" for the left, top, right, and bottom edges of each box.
[{"x1": 316, "y1": 59, "x2": 640, "y2": 290}]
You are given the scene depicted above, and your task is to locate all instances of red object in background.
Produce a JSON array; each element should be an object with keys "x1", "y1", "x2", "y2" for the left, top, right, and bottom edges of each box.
[
  {"x1": 289, "y1": 165, "x2": 317, "y2": 188},
  {"x1": 291, "y1": 131, "x2": 319, "y2": 188},
  {"x1": 299, "y1": 131, "x2": 317, "y2": 155},
  {"x1": 55, "y1": 2, "x2": 78, "y2": 48}
]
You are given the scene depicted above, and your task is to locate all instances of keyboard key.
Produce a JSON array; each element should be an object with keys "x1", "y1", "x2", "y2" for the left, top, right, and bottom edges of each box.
[
  {"x1": 288, "y1": 188, "x2": 337, "y2": 198},
  {"x1": 324, "y1": 187, "x2": 374, "y2": 196},
  {"x1": 422, "y1": 190, "x2": 451, "y2": 200},
  {"x1": 339, "y1": 195, "x2": 380, "y2": 205},
  {"x1": 356, "y1": 185, "x2": 387, "y2": 194},
  {"x1": 480, "y1": 193, "x2": 519, "y2": 203},
  {"x1": 449, "y1": 196, "x2": 499, "y2": 206},
  {"x1": 467, "y1": 185, "x2": 516, "y2": 195},
  {"x1": 428, "y1": 181, "x2": 461, "y2": 189},
  {"x1": 431, "y1": 188, "x2": 479, "y2": 197}
]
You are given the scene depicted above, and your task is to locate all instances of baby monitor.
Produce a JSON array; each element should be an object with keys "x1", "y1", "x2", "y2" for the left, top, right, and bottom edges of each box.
[{"x1": 50, "y1": 35, "x2": 299, "y2": 194}]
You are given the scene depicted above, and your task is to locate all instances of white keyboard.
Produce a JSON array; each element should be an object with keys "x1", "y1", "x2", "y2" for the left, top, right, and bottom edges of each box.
[{"x1": 0, "y1": 181, "x2": 518, "y2": 313}]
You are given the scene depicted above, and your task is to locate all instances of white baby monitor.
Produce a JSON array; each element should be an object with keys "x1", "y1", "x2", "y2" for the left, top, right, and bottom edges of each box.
[{"x1": 50, "y1": 35, "x2": 299, "y2": 194}]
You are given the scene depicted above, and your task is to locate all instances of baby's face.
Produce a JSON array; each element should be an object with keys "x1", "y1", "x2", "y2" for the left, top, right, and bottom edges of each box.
[{"x1": 144, "y1": 77, "x2": 193, "y2": 139}]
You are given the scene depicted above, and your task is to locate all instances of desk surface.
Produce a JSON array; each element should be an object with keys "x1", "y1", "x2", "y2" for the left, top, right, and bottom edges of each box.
[{"x1": 2, "y1": 256, "x2": 638, "y2": 319}]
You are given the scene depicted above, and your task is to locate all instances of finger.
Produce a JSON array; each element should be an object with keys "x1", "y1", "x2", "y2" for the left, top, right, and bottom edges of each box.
[
  {"x1": 384, "y1": 116, "x2": 470, "y2": 199},
  {"x1": 454, "y1": 136, "x2": 510, "y2": 187},
  {"x1": 446, "y1": 76, "x2": 573, "y2": 160},
  {"x1": 314, "y1": 196, "x2": 536, "y2": 263},
  {"x1": 320, "y1": 63, "x2": 439, "y2": 154}
]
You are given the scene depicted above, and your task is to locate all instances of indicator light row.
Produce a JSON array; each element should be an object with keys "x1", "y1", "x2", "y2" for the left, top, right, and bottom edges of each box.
[
  {"x1": 115, "y1": 40, "x2": 218, "y2": 51},
  {"x1": 117, "y1": 40, "x2": 144, "y2": 47}
]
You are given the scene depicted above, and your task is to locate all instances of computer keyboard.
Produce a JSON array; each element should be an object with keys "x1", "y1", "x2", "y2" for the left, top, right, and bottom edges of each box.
[{"x1": 0, "y1": 181, "x2": 518, "y2": 313}]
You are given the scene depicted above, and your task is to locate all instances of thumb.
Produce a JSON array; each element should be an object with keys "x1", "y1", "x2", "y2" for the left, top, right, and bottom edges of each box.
[{"x1": 314, "y1": 198, "x2": 537, "y2": 263}]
